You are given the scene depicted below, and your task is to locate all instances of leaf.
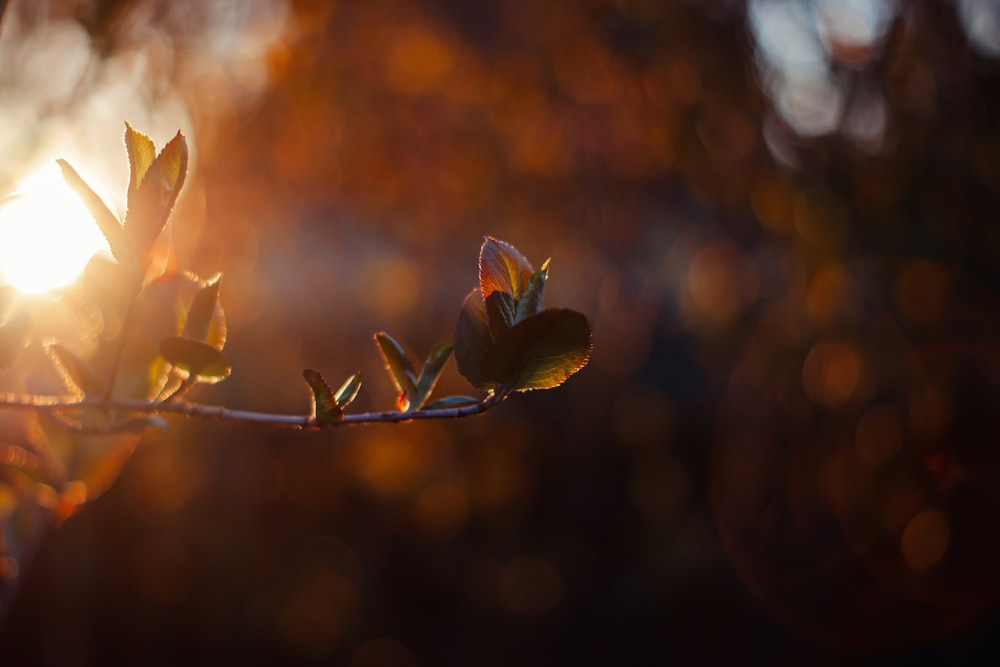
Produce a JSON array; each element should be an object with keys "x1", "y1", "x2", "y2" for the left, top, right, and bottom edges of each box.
[
  {"x1": 160, "y1": 336, "x2": 231, "y2": 381},
  {"x1": 137, "y1": 271, "x2": 226, "y2": 350},
  {"x1": 479, "y1": 237, "x2": 535, "y2": 302},
  {"x1": 46, "y1": 343, "x2": 105, "y2": 396},
  {"x1": 124, "y1": 121, "x2": 156, "y2": 202},
  {"x1": 413, "y1": 340, "x2": 453, "y2": 409},
  {"x1": 303, "y1": 369, "x2": 342, "y2": 425},
  {"x1": 479, "y1": 309, "x2": 592, "y2": 393},
  {"x1": 333, "y1": 372, "x2": 363, "y2": 409},
  {"x1": 184, "y1": 274, "x2": 223, "y2": 346},
  {"x1": 0, "y1": 312, "x2": 30, "y2": 371},
  {"x1": 515, "y1": 260, "x2": 549, "y2": 323},
  {"x1": 421, "y1": 395, "x2": 479, "y2": 410},
  {"x1": 124, "y1": 129, "x2": 188, "y2": 262},
  {"x1": 453, "y1": 289, "x2": 495, "y2": 391},
  {"x1": 485, "y1": 290, "x2": 516, "y2": 340},
  {"x1": 57, "y1": 158, "x2": 132, "y2": 265},
  {"x1": 374, "y1": 332, "x2": 417, "y2": 411}
]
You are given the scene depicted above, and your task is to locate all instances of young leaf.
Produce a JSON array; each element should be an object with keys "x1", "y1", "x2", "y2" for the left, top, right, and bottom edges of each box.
[
  {"x1": 479, "y1": 237, "x2": 534, "y2": 302},
  {"x1": 184, "y1": 274, "x2": 224, "y2": 346},
  {"x1": 57, "y1": 158, "x2": 132, "y2": 265},
  {"x1": 303, "y1": 369, "x2": 342, "y2": 425},
  {"x1": 485, "y1": 290, "x2": 516, "y2": 340},
  {"x1": 160, "y1": 336, "x2": 231, "y2": 382},
  {"x1": 413, "y1": 340, "x2": 453, "y2": 409},
  {"x1": 374, "y1": 332, "x2": 417, "y2": 411},
  {"x1": 333, "y1": 372, "x2": 363, "y2": 409},
  {"x1": 421, "y1": 395, "x2": 479, "y2": 410},
  {"x1": 124, "y1": 129, "x2": 188, "y2": 262},
  {"x1": 453, "y1": 289, "x2": 496, "y2": 391},
  {"x1": 514, "y1": 259, "x2": 549, "y2": 323},
  {"x1": 46, "y1": 343, "x2": 105, "y2": 396},
  {"x1": 124, "y1": 121, "x2": 156, "y2": 202},
  {"x1": 478, "y1": 309, "x2": 592, "y2": 393},
  {"x1": 0, "y1": 312, "x2": 30, "y2": 371}
]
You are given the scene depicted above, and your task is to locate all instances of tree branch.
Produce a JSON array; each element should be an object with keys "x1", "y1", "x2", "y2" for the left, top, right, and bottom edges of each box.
[{"x1": 0, "y1": 392, "x2": 504, "y2": 430}]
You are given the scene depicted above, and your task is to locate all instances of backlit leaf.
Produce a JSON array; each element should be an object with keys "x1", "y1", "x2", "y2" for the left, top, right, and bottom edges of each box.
[
  {"x1": 160, "y1": 336, "x2": 231, "y2": 381},
  {"x1": 124, "y1": 129, "x2": 188, "y2": 263},
  {"x1": 333, "y1": 372, "x2": 363, "y2": 409},
  {"x1": 479, "y1": 309, "x2": 592, "y2": 392},
  {"x1": 375, "y1": 332, "x2": 417, "y2": 410},
  {"x1": 479, "y1": 237, "x2": 534, "y2": 302},
  {"x1": 515, "y1": 260, "x2": 549, "y2": 323},
  {"x1": 57, "y1": 158, "x2": 132, "y2": 265},
  {"x1": 303, "y1": 368, "x2": 342, "y2": 425},
  {"x1": 46, "y1": 343, "x2": 104, "y2": 396},
  {"x1": 485, "y1": 290, "x2": 516, "y2": 340},
  {"x1": 413, "y1": 340, "x2": 453, "y2": 409},
  {"x1": 184, "y1": 274, "x2": 224, "y2": 346},
  {"x1": 124, "y1": 121, "x2": 156, "y2": 201},
  {"x1": 453, "y1": 289, "x2": 495, "y2": 391}
]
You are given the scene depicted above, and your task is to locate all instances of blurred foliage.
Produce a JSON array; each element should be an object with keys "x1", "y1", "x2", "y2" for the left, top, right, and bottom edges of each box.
[{"x1": 1, "y1": 0, "x2": 1000, "y2": 664}]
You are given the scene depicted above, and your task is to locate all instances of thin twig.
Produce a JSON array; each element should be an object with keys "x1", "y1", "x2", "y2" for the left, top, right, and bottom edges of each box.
[{"x1": 0, "y1": 393, "x2": 504, "y2": 430}]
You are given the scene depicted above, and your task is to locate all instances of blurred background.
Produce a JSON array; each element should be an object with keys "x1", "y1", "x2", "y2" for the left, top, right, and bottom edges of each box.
[{"x1": 1, "y1": 0, "x2": 1000, "y2": 663}]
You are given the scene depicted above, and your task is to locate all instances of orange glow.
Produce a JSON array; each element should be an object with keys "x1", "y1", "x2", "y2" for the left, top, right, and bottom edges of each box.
[
  {"x1": 900, "y1": 509, "x2": 950, "y2": 572},
  {"x1": 802, "y1": 341, "x2": 862, "y2": 408}
]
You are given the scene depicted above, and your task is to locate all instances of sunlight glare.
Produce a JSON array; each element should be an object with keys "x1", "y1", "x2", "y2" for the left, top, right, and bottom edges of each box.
[{"x1": 0, "y1": 163, "x2": 112, "y2": 295}]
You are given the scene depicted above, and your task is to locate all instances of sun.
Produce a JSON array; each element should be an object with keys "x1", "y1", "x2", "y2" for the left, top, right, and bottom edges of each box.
[{"x1": 0, "y1": 162, "x2": 112, "y2": 295}]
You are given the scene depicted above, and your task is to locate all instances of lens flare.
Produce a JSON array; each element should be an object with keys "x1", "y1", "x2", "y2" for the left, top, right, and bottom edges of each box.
[{"x1": 0, "y1": 163, "x2": 112, "y2": 295}]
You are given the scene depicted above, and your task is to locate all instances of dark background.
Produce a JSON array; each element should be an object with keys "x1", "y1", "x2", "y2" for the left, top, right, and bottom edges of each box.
[{"x1": 2, "y1": 0, "x2": 1000, "y2": 664}]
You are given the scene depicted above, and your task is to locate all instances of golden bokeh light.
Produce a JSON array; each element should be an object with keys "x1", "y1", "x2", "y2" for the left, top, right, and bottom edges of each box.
[{"x1": 0, "y1": 162, "x2": 111, "y2": 295}]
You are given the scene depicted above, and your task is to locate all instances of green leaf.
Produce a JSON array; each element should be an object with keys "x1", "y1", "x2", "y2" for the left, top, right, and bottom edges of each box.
[
  {"x1": 303, "y1": 368, "x2": 342, "y2": 425},
  {"x1": 0, "y1": 312, "x2": 30, "y2": 371},
  {"x1": 57, "y1": 158, "x2": 132, "y2": 265},
  {"x1": 453, "y1": 289, "x2": 496, "y2": 391},
  {"x1": 124, "y1": 121, "x2": 157, "y2": 202},
  {"x1": 413, "y1": 340, "x2": 453, "y2": 409},
  {"x1": 515, "y1": 259, "x2": 549, "y2": 323},
  {"x1": 421, "y1": 395, "x2": 479, "y2": 410},
  {"x1": 374, "y1": 332, "x2": 418, "y2": 411},
  {"x1": 160, "y1": 336, "x2": 231, "y2": 381},
  {"x1": 46, "y1": 343, "x2": 105, "y2": 396},
  {"x1": 124, "y1": 128, "x2": 188, "y2": 263},
  {"x1": 479, "y1": 309, "x2": 592, "y2": 393},
  {"x1": 479, "y1": 237, "x2": 534, "y2": 302},
  {"x1": 333, "y1": 372, "x2": 363, "y2": 409},
  {"x1": 184, "y1": 274, "x2": 224, "y2": 346}
]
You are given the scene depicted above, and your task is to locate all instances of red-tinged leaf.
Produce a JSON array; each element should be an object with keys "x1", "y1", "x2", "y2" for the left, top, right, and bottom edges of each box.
[
  {"x1": 334, "y1": 371, "x2": 363, "y2": 409},
  {"x1": 45, "y1": 343, "x2": 104, "y2": 396},
  {"x1": 413, "y1": 340, "x2": 453, "y2": 409},
  {"x1": 479, "y1": 237, "x2": 534, "y2": 302},
  {"x1": 374, "y1": 332, "x2": 417, "y2": 411},
  {"x1": 184, "y1": 274, "x2": 224, "y2": 347},
  {"x1": 160, "y1": 336, "x2": 231, "y2": 382},
  {"x1": 303, "y1": 369, "x2": 342, "y2": 425},
  {"x1": 485, "y1": 290, "x2": 515, "y2": 340},
  {"x1": 124, "y1": 130, "x2": 188, "y2": 263},
  {"x1": 58, "y1": 158, "x2": 132, "y2": 265},
  {"x1": 453, "y1": 289, "x2": 495, "y2": 391},
  {"x1": 479, "y1": 309, "x2": 592, "y2": 393}
]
